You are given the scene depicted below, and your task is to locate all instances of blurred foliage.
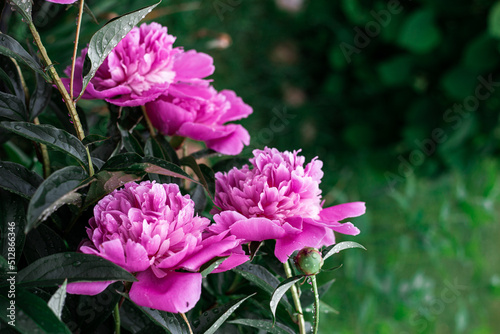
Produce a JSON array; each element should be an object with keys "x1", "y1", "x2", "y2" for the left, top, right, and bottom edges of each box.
[{"x1": 2, "y1": 0, "x2": 500, "y2": 332}]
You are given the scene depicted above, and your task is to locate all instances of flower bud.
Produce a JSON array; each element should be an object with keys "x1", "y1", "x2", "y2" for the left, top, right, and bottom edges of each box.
[{"x1": 294, "y1": 247, "x2": 324, "y2": 276}]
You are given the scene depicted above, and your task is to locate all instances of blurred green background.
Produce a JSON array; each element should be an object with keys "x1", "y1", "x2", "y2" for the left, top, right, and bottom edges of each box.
[{"x1": 5, "y1": 0, "x2": 500, "y2": 332}]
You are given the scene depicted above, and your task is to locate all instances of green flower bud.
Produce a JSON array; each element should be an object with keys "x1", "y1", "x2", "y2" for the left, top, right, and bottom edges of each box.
[{"x1": 294, "y1": 247, "x2": 324, "y2": 276}]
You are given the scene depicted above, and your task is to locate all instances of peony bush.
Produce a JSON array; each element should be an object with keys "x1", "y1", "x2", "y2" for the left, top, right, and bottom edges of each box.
[{"x1": 0, "y1": 1, "x2": 365, "y2": 333}]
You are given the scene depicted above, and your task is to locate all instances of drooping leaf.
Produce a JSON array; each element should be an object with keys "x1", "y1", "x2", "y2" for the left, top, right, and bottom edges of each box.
[
  {"x1": 0, "y1": 287, "x2": 71, "y2": 333},
  {"x1": 79, "y1": 1, "x2": 162, "y2": 98},
  {"x1": 26, "y1": 166, "x2": 89, "y2": 232},
  {"x1": 48, "y1": 279, "x2": 67, "y2": 320},
  {"x1": 269, "y1": 275, "x2": 303, "y2": 322},
  {"x1": 0, "y1": 121, "x2": 89, "y2": 171},
  {"x1": 192, "y1": 294, "x2": 256, "y2": 334},
  {"x1": 15, "y1": 252, "x2": 137, "y2": 287},
  {"x1": 0, "y1": 161, "x2": 43, "y2": 199},
  {"x1": 322, "y1": 241, "x2": 366, "y2": 261},
  {"x1": 0, "y1": 33, "x2": 50, "y2": 81},
  {"x1": 229, "y1": 319, "x2": 295, "y2": 334},
  {"x1": 0, "y1": 90, "x2": 27, "y2": 121}
]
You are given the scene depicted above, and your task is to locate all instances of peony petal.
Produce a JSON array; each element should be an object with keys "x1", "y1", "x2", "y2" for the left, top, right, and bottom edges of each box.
[
  {"x1": 173, "y1": 50, "x2": 214, "y2": 81},
  {"x1": 230, "y1": 217, "x2": 286, "y2": 241},
  {"x1": 319, "y1": 202, "x2": 366, "y2": 222},
  {"x1": 275, "y1": 221, "x2": 329, "y2": 262},
  {"x1": 66, "y1": 281, "x2": 114, "y2": 295},
  {"x1": 129, "y1": 269, "x2": 201, "y2": 313}
]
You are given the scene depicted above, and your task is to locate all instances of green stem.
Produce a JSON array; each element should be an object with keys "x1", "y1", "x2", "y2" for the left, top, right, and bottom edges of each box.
[
  {"x1": 284, "y1": 261, "x2": 306, "y2": 334},
  {"x1": 113, "y1": 303, "x2": 121, "y2": 334},
  {"x1": 34, "y1": 117, "x2": 51, "y2": 178},
  {"x1": 311, "y1": 275, "x2": 320, "y2": 334},
  {"x1": 141, "y1": 105, "x2": 156, "y2": 137},
  {"x1": 28, "y1": 21, "x2": 94, "y2": 177},
  {"x1": 70, "y1": 0, "x2": 85, "y2": 102}
]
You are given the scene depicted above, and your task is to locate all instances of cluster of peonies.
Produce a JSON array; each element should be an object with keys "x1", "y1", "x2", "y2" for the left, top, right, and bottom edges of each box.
[
  {"x1": 69, "y1": 148, "x2": 365, "y2": 313},
  {"x1": 64, "y1": 22, "x2": 251, "y2": 155}
]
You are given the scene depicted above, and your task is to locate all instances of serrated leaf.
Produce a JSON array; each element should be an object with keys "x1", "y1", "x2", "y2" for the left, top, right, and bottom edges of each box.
[
  {"x1": 229, "y1": 319, "x2": 295, "y2": 334},
  {"x1": 0, "y1": 161, "x2": 43, "y2": 199},
  {"x1": 269, "y1": 275, "x2": 303, "y2": 322},
  {"x1": 0, "y1": 121, "x2": 89, "y2": 171},
  {"x1": 48, "y1": 279, "x2": 67, "y2": 320},
  {"x1": 322, "y1": 241, "x2": 366, "y2": 261},
  {"x1": 192, "y1": 294, "x2": 255, "y2": 334},
  {"x1": 15, "y1": 252, "x2": 136, "y2": 287},
  {"x1": 0, "y1": 287, "x2": 71, "y2": 333},
  {"x1": 0, "y1": 33, "x2": 50, "y2": 81},
  {"x1": 79, "y1": 1, "x2": 161, "y2": 98},
  {"x1": 26, "y1": 166, "x2": 88, "y2": 232},
  {"x1": 0, "y1": 90, "x2": 27, "y2": 121}
]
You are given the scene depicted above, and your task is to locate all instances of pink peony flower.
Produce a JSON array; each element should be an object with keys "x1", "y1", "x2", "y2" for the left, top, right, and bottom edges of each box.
[
  {"x1": 211, "y1": 147, "x2": 365, "y2": 262},
  {"x1": 45, "y1": 0, "x2": 77, "y2": 3},
  {"x1": 67, "y1": 181, "x2": 248, "y2": 313},
  {"x1": 63, "y1": 22, "x2": 214, "y2": 107},
  {"x1": 145, "y1": 81, "x2": 252, "y2": 155}
]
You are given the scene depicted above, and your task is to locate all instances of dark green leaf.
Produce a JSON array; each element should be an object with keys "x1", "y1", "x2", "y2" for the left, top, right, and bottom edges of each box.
[
  {"x1": 119, "y1": 124, "x2": 144, "y2": 154},
  {"x1": 26, "y1": 166, "x2": 89, "y2": 232},
  {"x1": 229, "y1": 319, "x2": 295, "y2": 334},
  {"x1": 190, "y1": 184, "x2": 207, "y2": 215},
  {"x1": 0, "y1": 33, "x2": 50, "y2": 81},
  {"x1": 101, "y1": 152, "x2": 143, "y2": 170},
  {"x1": 82, "y1": 134, "x2": 109, "y2": 146},
  {"x1": 0, "y1": 55, "x2": 25, "y2": 101},
  {"x1": 119, "y1": 299, "x2": 168, "y2": 333},
  {"x1": 80, "y1": 1, "x2": 161, "y2": 98},
  {"x1": 24, "y1": 224, "x2": 67, "y2": 263},
  {"x1": 192, "y1": 294, "x2": 256, "y2": 334},
  {"x1": 16, "y1": 252, "x2": 137, "y2": 287},
  {"x1": 269, "y1": 275, "x2": 303, "y2": 321},
  {"x1": 0, "y1": 90, "x2": 27, "y2": 121},
  {"x1": 300, "y1": 278, "x2": 335, "y2": 307},
  {"x1": 29, "y1": 70, "x2": 52, "y2": 120},
  {"x1": 322, "y1": 241, "x2": 366, "y2": 260},
  {"x1": 0, "y1": 190, "x2": 26, "y2": 264},
  {"x1": 200, "y1": 256, "x2": 230, "y2": 278},
  {"x1": 141, "y1": 307, "x2": 190, "y2": 334},
  {"x1": 0, "y1": 161, "x2": 43, "y2": 199},
  {"x1": 0, "y1": 287, "x2": 71, "y2": 333},
  {"x1": 248, "y1": 241, "x2": 263, "y2": 261},
  {"x1": 48, "y1": 280, "x2": 67, "y2": 320},
  {"x1": 0, "y1": 121, "x2": 89, "y2": 170},
  {"x1": 180, "y1": 156, "x2": 214, "y2": 198},
  {"x1": 189, "y1": 148, "x2": 218, "y2": 160},
  {"x1": 84, "y1": 170, "x2": 144, "y2": 208}
]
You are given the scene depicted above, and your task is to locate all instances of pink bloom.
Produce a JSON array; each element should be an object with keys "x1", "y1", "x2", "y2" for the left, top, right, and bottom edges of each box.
[
  {"x1": 63, "y1": 22, "x2": 214, "y2": 107},
  {"x1": 211, "y1": 147, "x2": 365, "y2": 262},
  {"x1": 46, "y1": 0, "x2": 77, "y2": 3},
  {"x1": 67, "y1": 181, "x2": 248, "y2": 313},
  {"x1": 145, "y1": 81, "x2": 252, "y2": 155}
]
